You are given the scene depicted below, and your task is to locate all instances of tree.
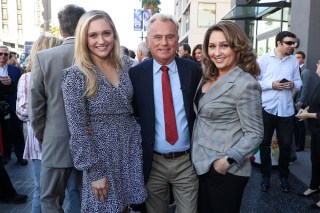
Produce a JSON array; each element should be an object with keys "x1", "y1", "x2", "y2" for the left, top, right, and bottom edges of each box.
[{"x1": 140, "y1": 0, "x2": 161, "y2": 14}]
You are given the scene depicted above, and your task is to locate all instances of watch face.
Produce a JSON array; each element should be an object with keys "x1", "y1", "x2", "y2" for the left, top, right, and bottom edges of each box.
[{"x1": 227, "y1": 157, "x2": 235, "y2": 165}]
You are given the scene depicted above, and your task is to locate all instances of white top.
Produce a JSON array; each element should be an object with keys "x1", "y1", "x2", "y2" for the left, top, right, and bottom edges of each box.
[
  {"x1": 16, "y1": 72, "x2": 41, "y2": 160},
  {"x1": 258, "y1": 50, "x2": 302, "y2": 117}
]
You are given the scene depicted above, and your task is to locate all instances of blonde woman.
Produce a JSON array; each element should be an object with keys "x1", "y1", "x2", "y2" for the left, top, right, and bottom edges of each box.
[
  {"x1": 16, "y1": 35, "x2": 63, "y2": 213},
  {"x1": 61, "y1": 10, "x2": 146, "y2": 212}
]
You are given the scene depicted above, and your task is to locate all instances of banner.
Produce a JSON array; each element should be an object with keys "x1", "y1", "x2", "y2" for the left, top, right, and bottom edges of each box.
[{"x1": 134, "y1": 9, "x2": 152, "y2": 31}]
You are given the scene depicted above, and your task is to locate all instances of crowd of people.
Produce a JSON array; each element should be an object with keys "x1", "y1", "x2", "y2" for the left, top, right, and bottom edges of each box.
[{"x1": 0, "y1": 3, "x2": 320, "y2": 213}]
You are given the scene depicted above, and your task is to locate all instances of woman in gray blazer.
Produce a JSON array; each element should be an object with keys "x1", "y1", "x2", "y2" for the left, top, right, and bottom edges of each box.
[{"x1": 192, "y1": 21, "x2": 264, "y2": 213}]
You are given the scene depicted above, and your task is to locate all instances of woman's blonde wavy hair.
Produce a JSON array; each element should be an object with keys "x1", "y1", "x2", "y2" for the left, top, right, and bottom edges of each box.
[
  {"x1": 202, "y1": 21, "x2": 260, "y2": 80},
  {"x1": 27, "y1": 35, "x2": 63, "y2": 72},
  {"x1": 74, "y1": 10, "x2": 121, "y2": 99}
]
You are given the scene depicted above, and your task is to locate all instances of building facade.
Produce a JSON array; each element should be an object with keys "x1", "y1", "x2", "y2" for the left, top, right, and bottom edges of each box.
[
  {"x1": 223, "y1": 0, "x2": 320, "y2": 69},
  {"x1": 174, "y1": 0, "x2": 231, "y2": 50},
  {"x1": 0, "y1": 0, "x2": 45, "y2": 53}
]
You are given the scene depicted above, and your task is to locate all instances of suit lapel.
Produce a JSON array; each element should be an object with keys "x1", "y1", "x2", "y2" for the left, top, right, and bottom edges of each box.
[
  {"x1": 144, "y1": 60, "x2": 155, "y2": 123},
  {"x1": 198, "y1": 66, "x2": 241, "y2": 111},
  {"x1": 176, "y1": 58, "x2": 191, "y2": 122}
]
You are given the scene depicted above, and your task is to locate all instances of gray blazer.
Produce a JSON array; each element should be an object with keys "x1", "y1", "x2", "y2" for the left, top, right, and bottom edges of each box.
[
  {"x1": 192, "y1": 66, "x2": 263, "y2": 177},
  {"x1": 296, "y1": 64, "x2": 311, "y2": 105},
  {"x1": 29, "y1": 38, "x2": 75, "y2": 168}
]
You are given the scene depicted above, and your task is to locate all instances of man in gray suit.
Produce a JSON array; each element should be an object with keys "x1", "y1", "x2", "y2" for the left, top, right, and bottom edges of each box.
[{"x1": 29, "y1": 5, "x2": 86, "y2": 212}]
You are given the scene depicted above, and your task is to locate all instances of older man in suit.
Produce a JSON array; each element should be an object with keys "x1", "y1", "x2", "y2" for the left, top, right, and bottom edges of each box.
[
  {"x1": 29, "y1": 5, "x2": 85, "y2": 212},
  {"x1": 129, "y1": 13, "x2": 202, "y2": 213}
]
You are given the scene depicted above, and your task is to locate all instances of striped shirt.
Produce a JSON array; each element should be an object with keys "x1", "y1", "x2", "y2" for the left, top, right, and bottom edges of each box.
[{"x1": 16, "y1": 72, "x2": 41, "y2": 160}]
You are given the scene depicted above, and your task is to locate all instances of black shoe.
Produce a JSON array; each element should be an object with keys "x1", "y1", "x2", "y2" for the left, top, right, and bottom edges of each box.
[
  {"x1": 17, "y1": 159, "x2": 28, "y2": 166},
  {"x1": 0, "y1": 193, "x2": 28, "y2": 204},
  {"x1": 297, "y1": 189, "x2": 320, "y2": 197},
  {"x1": 310, "y1": 203, "x2": 320, "y2": 209},
  {"x1": 2, "y1": 155, "x2": 11, "y2": 165},
  {"x1": 260, "y1": 176, "x2": 270, "y2": 192},
  {"x1": 2, "y1": 158, "x2": 9, "y2": 165},
  {"x1": 280, "y1": 177, "x2": 291, "y2": 192},
  {"x1": 289, "y1": 157, "x2": 297, "y2": 164}
]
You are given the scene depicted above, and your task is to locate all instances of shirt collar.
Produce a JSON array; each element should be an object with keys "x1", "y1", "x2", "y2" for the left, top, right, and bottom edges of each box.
[
  {"x1": 64, "y1": 36, "x2": 75, "y2": 41},
  {"x1": 0, "y1": 64, "x2": 8, "y2": 69},
  {"x1": 270, "y1": 49, "x2": 291, "y2": 60},
  {"x1": 153, "y1": 59, "x2": 177, "y2": 75}
]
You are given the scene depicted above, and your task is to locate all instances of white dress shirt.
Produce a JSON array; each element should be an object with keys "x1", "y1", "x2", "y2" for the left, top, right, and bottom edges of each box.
[
  {"x1": 153, "y1": 60, "x2": 190, "y2": 153},
  {"x1": 258, "y1": 50, "x2": 302, "y2": 117}
]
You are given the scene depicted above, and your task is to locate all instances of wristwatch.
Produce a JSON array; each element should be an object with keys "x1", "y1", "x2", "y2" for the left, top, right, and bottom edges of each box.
[{"x1": 226, "y1": 156, "x2": 236, "y2": 166}]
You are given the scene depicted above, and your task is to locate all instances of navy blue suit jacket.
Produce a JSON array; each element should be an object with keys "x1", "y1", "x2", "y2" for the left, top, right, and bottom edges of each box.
[
  {"x1": 129, "y1": 57, "x2": 202, "y2": 182},
  {"x1": 6, "y1": 64, "x2": 21, "y2": 112}
]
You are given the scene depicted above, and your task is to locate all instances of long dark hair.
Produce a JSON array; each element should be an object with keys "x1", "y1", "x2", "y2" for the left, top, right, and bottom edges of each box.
[{"x1": 202, "y1": 21, "x2": 260, "y2": 80}]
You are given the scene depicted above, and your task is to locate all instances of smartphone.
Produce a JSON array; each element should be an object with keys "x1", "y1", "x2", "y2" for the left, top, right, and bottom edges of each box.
[
  {"x1": 279, "y1": 78, "x2": 289, "y2": 83},
  {"x1": 296, "y1": 109, "x2": 304, "y2": 115}
]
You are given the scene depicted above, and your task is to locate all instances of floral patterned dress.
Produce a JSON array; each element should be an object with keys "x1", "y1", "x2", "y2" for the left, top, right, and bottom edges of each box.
[{"x1": 61, "y1": 56, "x2": 147, "y2": 213}]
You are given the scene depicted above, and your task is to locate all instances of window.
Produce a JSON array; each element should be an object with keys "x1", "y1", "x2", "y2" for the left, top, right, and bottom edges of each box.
[
  {"x1": 17, "y1": 14, "x2": 22, "y2": 25},
  {"x1": 2, "y1": 23, "x2": 8, "y2": 32},
  {"x1": 2, "y1": 8, "x2": 8, "y2": 20},
  {"x1": 197, "y1": 3, "x2": 216, "y2": 28},
  {"x1": 17, "y1": 0, "x2": 22, "y2": 10}
]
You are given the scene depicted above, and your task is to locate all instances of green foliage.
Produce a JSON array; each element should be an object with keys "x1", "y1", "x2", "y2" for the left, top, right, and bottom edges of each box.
[
  {"x1": 49, "y1": 26, "x2": 60, "y2": 37},
  {"x1": 140, "y1": 0, "x2": 161, "y2": 14}
]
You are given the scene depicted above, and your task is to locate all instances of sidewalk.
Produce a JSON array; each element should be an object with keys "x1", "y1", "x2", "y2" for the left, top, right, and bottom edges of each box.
[
  {"x1": 290, "y1": 148, "x2": 312, "y2": 186},
  {"x1": 0, "y1": 144, "x2": 313, "y2": 213},
  {"x1": 1, "y1": 157, "x2": 71, "y2": 213}
]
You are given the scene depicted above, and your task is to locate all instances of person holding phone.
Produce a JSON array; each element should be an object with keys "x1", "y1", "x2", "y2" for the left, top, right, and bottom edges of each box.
[{"x1": 257, "y1": 31, "x2": 302, "y2": 193}]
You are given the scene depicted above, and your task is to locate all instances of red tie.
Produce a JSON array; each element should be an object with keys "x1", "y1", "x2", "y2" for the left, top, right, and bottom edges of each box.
[{"x1": 161, "y1": 65, "x2": 178, "y2": 145}]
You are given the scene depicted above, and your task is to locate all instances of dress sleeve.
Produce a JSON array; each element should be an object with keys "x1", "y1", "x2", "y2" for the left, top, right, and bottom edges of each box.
[
  {"x1": 61, "y1": 67, "x2": 105, "y2": 182},
  {"x1": 16, "y1": 73, "x2": 29, "y2": 122}
]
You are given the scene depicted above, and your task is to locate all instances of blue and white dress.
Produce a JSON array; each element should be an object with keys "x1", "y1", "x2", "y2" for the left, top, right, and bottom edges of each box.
[{"x1": 62, "y1": 56, "x2": 147, "y2": 213}]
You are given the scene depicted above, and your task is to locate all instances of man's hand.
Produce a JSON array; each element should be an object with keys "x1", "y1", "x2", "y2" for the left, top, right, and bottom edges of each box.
[
  {"x1": 283, "y1": 81, "x2": 294, "y2": 89},
  {"x1": 0, "y1": 76, "x2": 11, "y2": 85},
  {"x1": 272, "y1": 80, "x2": 294, "y2": 90},
  {"x1": 92, "y1": 177, "x2": 108, "y2": 201}
]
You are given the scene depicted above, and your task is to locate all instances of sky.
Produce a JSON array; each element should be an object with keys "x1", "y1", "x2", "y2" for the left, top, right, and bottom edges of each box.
[{"x1": 50, "y1": 0, "x2": 174, "y2": 51}]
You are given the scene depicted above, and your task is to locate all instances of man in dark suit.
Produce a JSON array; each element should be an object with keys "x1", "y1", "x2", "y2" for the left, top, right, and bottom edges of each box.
[
  {"x1": 129, "y1": 13, "x2": 202, "y2": 213},
  {"x1": 0, "y1": 79, "x2": 28, "y2": 203},
  {"x1": 29, "y1": 5, "x2": 85, "y2": 212},
  {"x1": 0, "y1": 45, "x2": 26, "y2": 166}
]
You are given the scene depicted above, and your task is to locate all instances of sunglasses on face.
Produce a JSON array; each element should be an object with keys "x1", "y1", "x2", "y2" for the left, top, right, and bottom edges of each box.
[
  {"x1": 0, "y1": 52, "x2": 9, "y2": 57},
  {"x1": 282, "y1": 41, "x2": 296, "y2": 46}
]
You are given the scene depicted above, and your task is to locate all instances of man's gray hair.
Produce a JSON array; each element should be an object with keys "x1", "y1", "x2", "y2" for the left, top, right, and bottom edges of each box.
[
  {"x1": 137, "y1": 41, "x2": 150, "y2": 56},
  {"x1": 0, "y1": 45, "x2": 9, "y2": 51},
  {"x1": 147, "y1": 13, "x2": 179, "y2": 34}
]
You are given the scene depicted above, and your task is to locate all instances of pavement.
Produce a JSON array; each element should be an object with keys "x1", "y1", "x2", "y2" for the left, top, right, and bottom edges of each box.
[{"x1": 1, "y1": 142, "x2": 319, "y2": 213}]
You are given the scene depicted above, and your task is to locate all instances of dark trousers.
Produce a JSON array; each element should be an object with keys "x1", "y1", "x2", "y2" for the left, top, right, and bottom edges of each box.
[
  {"x1": 294, "y1": 116, "x2": 306, "y2": 150},
  {"x1": 198, "y1": 166, "x2": 249, "y2": 213},
  {"x1": 2, "y1": 112, "x2": 25, "y2": 160},
  {"x1": 310, "y1": 133, "x2": 320, "y2": 189},
  {"x1": 0, "y1": 155, "x2": 17, "y2": 200},
  {"x1": 260, "y1": 109, "x2": 294, "y2": 177}
]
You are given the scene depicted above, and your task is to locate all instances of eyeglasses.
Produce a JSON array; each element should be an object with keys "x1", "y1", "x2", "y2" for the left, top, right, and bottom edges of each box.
[
  {"x1": 0, "y1": 53, "x2": 9, "y2": 57},
  {"x1": 282, "y1": 41, "x2": 296, "y2": 46}
]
